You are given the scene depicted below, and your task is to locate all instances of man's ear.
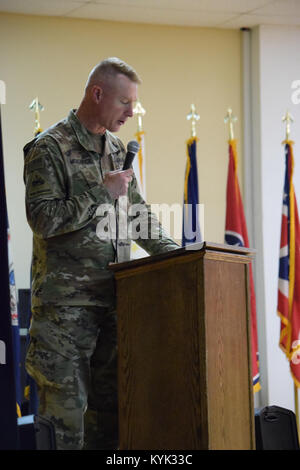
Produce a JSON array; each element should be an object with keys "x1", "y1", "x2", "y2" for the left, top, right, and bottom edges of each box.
[{"x1": 92, "y1": 85, "x2": 103, "y2": 104}]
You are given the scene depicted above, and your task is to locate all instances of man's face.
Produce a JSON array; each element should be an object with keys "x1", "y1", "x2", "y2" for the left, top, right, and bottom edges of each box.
[{"x1": 97, "y1": 73, "x2": 138, "y2": 133}]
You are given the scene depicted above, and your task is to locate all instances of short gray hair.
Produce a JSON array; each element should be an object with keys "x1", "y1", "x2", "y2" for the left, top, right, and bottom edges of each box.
[{"x1": 86, "y1": 57, "x2": 141, "y2": 89}]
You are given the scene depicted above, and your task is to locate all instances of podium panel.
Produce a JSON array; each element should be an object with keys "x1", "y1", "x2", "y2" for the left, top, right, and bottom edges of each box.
[{"x1": 111, "y1": 242, "x2": 255, "y2": 450}]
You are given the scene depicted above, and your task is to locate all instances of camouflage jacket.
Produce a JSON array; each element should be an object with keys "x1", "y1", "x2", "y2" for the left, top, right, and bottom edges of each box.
[{"x1": 23, "y1": 110, "x2": 178, "y2": 308}]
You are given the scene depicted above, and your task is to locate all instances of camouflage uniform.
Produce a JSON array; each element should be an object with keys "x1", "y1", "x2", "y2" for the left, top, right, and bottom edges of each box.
[{"x1": 23, "y1": 110, "x2": 178, "y2": 449}]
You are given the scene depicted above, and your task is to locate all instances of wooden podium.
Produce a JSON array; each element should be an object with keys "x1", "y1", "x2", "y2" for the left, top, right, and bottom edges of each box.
[{"x1": 110, "y1": 242, "x2": 255, "y2": 450}]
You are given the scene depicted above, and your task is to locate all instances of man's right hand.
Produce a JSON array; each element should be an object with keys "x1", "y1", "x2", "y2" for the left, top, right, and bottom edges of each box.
[{"x1": 103, "y1": 169, "x2": 133, "y2": 200}]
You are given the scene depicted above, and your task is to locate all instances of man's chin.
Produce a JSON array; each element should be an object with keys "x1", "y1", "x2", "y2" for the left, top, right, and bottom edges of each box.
[{"x1": 107, "y1": 122, "x2": 123, "y2": 133}]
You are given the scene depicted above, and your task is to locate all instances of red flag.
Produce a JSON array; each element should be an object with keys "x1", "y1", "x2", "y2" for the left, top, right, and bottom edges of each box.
[
  {"x1": 225, "y1": 139, "x2": 260, "y2": 392},
  {"x1": 278, "y1": 141, "x2": 300, "y2": 387}
]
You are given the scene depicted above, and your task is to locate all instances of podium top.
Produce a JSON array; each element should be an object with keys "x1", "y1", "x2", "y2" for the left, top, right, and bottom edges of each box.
[
  {"x1": 109, "y1": 241, "x2": 255, "y2": 274},
  {"x1": 184, "y1": 241, "x2": 255, "y2": 255}
]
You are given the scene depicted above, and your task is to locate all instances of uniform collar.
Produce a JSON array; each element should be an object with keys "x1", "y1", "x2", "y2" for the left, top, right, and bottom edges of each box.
[{"x1": 68, "y1": 109, "x2": 119, "y2": 155}]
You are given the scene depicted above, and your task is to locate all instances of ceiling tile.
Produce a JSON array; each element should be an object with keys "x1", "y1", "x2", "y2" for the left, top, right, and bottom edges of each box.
[
  {"x1": 252, "y1": 0, "x2": 300, "y2": 16},
  {"x1": 67, "y1": 2, "x2": 236, "y2": 27},
  {"x1": 0, "y1": 0, "x2": 86, "y2": 16},
  {"x1": 91, "y1": 0, "x2": 274, "y2": 14},
  {"x1": 220, "y1": 13, "x2": 300, "y2": 28},
  {"x1": 0, "y1": 0, "x2": 300, "y2": 29}
]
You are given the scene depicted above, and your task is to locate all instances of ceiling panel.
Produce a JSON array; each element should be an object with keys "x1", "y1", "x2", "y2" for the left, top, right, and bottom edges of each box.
[
  {"x1": 67, "y1": 2, "x2": 236, "y2": 27},
  {"x1": 0, "y1": 0, "x2": 85, "y2": 17},
  {"x1": 0, "y1": 0, "x2": 299, "y2": 28},
  {"x1": 251, "y1": 0, "x2": 300, "y2": 16},
  {"x1": 221, "y1": 13, "x2": 300, "y2": 28},
  {"x1": 90, "y1": 0, "x2": 274, "y2": 14}
]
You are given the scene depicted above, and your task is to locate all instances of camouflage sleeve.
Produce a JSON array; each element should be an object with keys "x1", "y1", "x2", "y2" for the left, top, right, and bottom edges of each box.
[
  {"x1": 128, "y1": 173, "x2": 180, "y2": 255},
  {"x1": 24, "y1": 137, "x2": 114, "y2": 239}
]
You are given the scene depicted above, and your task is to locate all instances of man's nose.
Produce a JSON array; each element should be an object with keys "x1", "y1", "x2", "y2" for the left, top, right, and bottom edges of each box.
[{"x1": 126, "y1": 103, "x2": 134, "y2": 117}]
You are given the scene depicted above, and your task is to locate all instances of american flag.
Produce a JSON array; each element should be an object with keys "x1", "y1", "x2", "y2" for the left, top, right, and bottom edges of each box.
[
  {"x1": 277, "y1": 141, "x2": 300, "y2": 387},
  {"x1": 225, "y1": 139, "x2": 260, "y2": 392}
]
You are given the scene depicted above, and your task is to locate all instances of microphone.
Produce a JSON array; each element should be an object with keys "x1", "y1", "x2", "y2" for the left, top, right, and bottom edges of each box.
[{"x1": 123, "y1": 140, "x2": 140, "y2": 170}]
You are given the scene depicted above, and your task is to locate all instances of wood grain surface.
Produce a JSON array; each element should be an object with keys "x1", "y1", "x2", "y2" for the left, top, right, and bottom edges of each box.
[{"x1": 112, "y1": 244, "x2": 255, "y2": 450}]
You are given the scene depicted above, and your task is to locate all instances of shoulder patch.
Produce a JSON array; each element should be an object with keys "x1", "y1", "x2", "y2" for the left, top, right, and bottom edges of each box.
[
  {"x1": 26, "y1": 156, "x2": 45, "y2": 173},
  {"x1": 27, "y1": 169, "x2": 52, "y2": 198}
]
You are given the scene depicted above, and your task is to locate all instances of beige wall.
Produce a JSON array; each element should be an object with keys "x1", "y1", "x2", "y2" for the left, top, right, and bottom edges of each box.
[{"x1": 0, "y1": 12, "x2": 242, "y2": 289}]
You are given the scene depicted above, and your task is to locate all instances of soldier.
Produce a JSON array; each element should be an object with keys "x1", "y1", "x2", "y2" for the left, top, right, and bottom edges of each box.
[{"x1": 23, "y1": 57, "x2": 178, "y2": 450}]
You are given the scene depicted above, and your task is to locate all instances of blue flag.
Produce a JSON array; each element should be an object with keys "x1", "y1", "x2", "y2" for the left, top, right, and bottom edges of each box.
[
  {"x1": 0, "y1": 105, "x2": 18, "y2": 449},
  {"x1": 182, "y1": 137, "x2": 202, "y2": 246}
]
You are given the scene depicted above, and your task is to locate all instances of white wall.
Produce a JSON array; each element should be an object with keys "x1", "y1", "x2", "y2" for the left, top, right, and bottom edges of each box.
[{"x1": 249, "y1": 25, "x2": 300, "y2": 411}]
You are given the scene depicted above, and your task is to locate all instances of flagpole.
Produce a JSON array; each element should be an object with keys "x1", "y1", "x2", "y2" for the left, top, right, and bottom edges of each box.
[
  {"x1": 224, "y1": 107, "x2": 237, "y2": 141},
  {"x1": 133, "y1": 100, "x2": 145, "y2": 134},
  {"x1": 131, "y1": 100, "x2": 148, "y2": 259},
  {"x1": 133, "y1": 100, "x2": 146, "y2": 197},
  {"x1": 282, "y1": 111, "x2": 300, "y2": 438},
  {"x1": 187, "y1": 104, "x2": 200, "y2": 138},
  {"x1": 282, "y1": 110, "x2": 293, "y2": 142},
  {"x1": 29, "y1": 97, "x2": 44, "y2": 136}
]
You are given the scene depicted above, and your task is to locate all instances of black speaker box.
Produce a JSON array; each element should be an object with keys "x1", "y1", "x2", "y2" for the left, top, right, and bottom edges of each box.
[
  {"x1": 255, "y1": 406, "x2": 299, "y2": 450},
  {"x1": 18, "y1": 414, "x2": 56, "y2": 450}
]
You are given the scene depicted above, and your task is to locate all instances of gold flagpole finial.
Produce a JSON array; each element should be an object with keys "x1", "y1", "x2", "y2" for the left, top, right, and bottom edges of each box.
[
  {"x1": 29, "y1": 97, "x2": 44, "y2": 135},
  {"x1": 187, "y1": 104, "x2": 200, "y2": 138},
  {"x1": 224, "y1": 108, "x2": 237, "y2": 140},
  {"x1": 133, "y1": 100, "x2": 146, "y2": 132},
  {"x1": 282, "y1": 110, "x2": 294, "y2": 141}
]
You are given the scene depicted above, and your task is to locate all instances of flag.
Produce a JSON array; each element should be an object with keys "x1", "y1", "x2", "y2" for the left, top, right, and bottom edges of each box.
[
  {"x1": 277, "y1": 140, "x2": 300, "y2": 387},
  {"x1": 131, "y1": 129, "x2": 148, "y2": 259},
  {"x1": 8, "y1": 225, "x2": 22, "y2": 417},
  {"x1": 182, "y1": 137, "x2": 202, "y2": 246},
  {"x1": 0, "y1": 104, "x2": 18, "y2": 448},
  {"x1": 225, "y1": 139, "x2": 260, "y2": 392}
]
